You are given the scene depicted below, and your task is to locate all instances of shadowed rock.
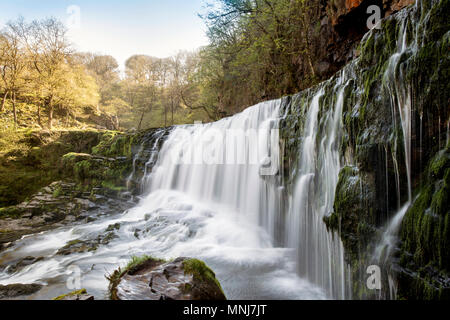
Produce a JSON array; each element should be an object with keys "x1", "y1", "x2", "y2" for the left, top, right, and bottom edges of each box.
[{"x1": 0, "y1": 283, "x2": 43, "y2": 299}]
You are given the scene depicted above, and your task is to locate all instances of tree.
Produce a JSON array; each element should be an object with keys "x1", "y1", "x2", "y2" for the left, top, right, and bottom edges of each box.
[
  {"x1": 78, "y1": 53, "x2": 119, "y2": 94},
  {"x1": 124, "y1": 55, "x2": 162, "y2": 130},
  {"x1": 198, "y1": 0, "x2": 323, "y2": 114},
  {"x1": 25, "y1": 18, "x2": 72, "y2": 129},
  {"x1": 0, "y1": 19, "x2": 29, "y2": 126}
]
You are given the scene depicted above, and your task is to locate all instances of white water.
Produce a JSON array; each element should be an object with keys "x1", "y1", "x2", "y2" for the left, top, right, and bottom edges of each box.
[
  {"x1": 0, "y1": 100, "x2": 328, "y2": 299},
  {"x1": 0, "y1": 89, "x2": 354, "y2": 299},
  {"x1": 286, "y1": 79, "x2": 349, "y2": 299},
  {"x1": 383, "y1": 15, "x2": 413, "y2": 203},
  {"x1": 372, "y1": 10, "x2": 418, "y2": 299},
  {"x1": 0, "y1": 6, "x2": 427, "y2": 300}
]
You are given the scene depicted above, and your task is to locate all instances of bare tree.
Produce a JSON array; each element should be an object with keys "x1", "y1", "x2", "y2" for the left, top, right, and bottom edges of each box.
[
  {"x1": 25, "y1": 18, "x2": 72, "y2": 129},
  {"x1": 0, "y1": 19, "x2": 28, "y2": 126}
]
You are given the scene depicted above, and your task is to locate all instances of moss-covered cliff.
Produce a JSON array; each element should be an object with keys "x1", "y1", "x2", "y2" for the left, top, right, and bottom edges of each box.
[{"x1": 280, "y1": 0, "x2": 449, "y2": 299}]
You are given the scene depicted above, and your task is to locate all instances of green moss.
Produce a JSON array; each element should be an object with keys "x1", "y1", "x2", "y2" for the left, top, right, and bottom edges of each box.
[
  {"x1": 52, "y1": 289, "x2": 87, "y2": 300},
  {"x1": 105, "y1": 223, "x2": 121, "y2": 232},
  {"x1": 0, "y1": 129, "x2": 107, "y2": 207},
  {"x1": 66, "y1": 239, "x2": 83, "y2": 247},
  {"x1": 101, "y1": 181, "x2": 126, "y2": 192},
  {"x1": 107, "y1": 255, "x2": 166, "y2": 300},
  {"x1": 398, "y1": 147, "x2": 450, "y2": 299},
  {"x1": 52, "y1": 185, "x2": 62, "y2": 197},
  {"x1": 91, "y1": 131, "x2": 134, "y2": 158},
  {"x1": 182, "y1": 258, "x2": 223, "y2": 294},
  {"x1": 0, "y1": 206, "x2": 23, "y2": 219}
]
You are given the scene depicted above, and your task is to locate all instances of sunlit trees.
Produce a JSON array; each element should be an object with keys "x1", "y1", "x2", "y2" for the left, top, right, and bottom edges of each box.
[
  {"x1": 0, "y1": 19, "x2": 28, "y2": 125},
  {"x1": 25, "y1": 18, "x2": 74, "y2": 129},
  {"x1": 0, "y1": 17, "x2": 102, "y2": 130},
  {"x1": 199, "y1": 0, "x2": 322, "y2": 113},
  {"x1": 80, "y1": 54, "x2": 119, "y2": 92}
]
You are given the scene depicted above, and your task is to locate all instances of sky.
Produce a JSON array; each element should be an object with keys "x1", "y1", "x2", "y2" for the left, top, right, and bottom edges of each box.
[{"x1": 0, "y1": 0, "x2": 210, "y2": 68}]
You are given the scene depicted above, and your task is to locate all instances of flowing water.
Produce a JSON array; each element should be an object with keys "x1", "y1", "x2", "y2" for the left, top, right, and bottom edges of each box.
[
  {"x1": 0, "y1": 85, "x2": 352, "y2": 300},
  {"x1": 285, "y1": 77, "x2": 350, "y2": 299},
  {"x1": 371, "y1": 6, "x2": 420, "y2": 299},
  {"x1": 0, "y1": 100, "x2": 329, "y2": 300},
  {"x1": 0, "y1": 2, "x2": 432, "y2": 300}
]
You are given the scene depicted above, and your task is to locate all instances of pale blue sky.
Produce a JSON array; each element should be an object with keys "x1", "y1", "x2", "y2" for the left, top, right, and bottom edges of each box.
[{"x1": 0, "y1": 0, "x2": 210, "y2": 67}]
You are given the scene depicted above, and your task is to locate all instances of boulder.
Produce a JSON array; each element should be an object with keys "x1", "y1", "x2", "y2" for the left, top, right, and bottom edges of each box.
[
  {"x1": 0, "y1": 283, "x2": 43, "y2": 299},
  {"x1": 109, "y1": 256, "x2": 226, "y2": 300},
  {"x1": 53, "y1": 289, "x2": 94, "y2": 300}
]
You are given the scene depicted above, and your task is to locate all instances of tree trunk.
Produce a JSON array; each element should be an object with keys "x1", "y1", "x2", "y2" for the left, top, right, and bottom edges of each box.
[
  {"x1": 12, "y1": 92, "x2": 17, "y2": 128},
  {"x1": 37, "y1": 104, "x2": 42, "y2": 127},
  {"x1": 0, "y1": 91, "x2": 8, "y2": 113},
  {"x1": 171, "y1": 100, "x2": 174, "y2": 125},
  {"x1": 164, "y1": 103, "x2": 167, "y2": 127},
  {"x1": 137, "y1": 107, "x2": 146, "y2": 131},
  {"x1": 48, "y1": 96, "x2": 54, "y2": 130}
]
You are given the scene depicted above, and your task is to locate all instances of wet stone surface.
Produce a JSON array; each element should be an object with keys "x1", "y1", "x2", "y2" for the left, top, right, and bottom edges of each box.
[{"x1": 113, "y1": 257, "x2": 226, "y2": 300}]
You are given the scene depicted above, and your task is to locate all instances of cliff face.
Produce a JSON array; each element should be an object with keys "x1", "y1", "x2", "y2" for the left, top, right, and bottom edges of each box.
[
  {"x1": 328, "y1": 0, "x2": 415, "y2": 26},
  {"x1": 315, "y1": 0, "x2": 415, "y2": 79},
  {"x1": 281, "y1": 0, "x2": 449, "y2": 299}
]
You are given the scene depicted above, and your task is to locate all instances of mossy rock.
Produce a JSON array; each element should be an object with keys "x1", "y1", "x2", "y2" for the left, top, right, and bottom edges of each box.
[
  {"x1": 398, "y1": 147, "x2": 450, "y2": 299},
  {"x1": 108, "y1": 256, "x2": 226, "y2": 300},
  {"x1": 53, "y1": 288, "x2": 94, "y2": 300}
]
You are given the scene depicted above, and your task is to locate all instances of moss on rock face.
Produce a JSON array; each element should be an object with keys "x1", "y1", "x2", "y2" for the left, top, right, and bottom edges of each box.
[
  {"x1": 325, "y1": 166, "x2": 377, "y2": 260},
  {"x1": 60, "y1": 133, "x2": 135, "y2": 197},
  {"x1": 182, "y1": 258, "x2": 224, "y2": 295},
  {"x1": 91, "y1": 131, "x2": 135, "y2": 158},
  {"x1": 0, "y1": 128, "x2": 140, "y2": 208},
  {"x1": 52, "y1": 288, "x2": 94, "y2": 300},
  {"x1": 0, "y1": 129, "x2": 103, "y2": 207},
  {"x1": 398, "y1": 147, "x2": 450, "y2": 299},
  {"x1": 280, "y1": 0, "x2": 449, "y2": 299}
]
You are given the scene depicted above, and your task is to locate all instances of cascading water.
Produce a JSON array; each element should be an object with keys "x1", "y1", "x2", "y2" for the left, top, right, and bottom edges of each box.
[
  {"x1": 284, "y1": 76, "x2": 350, "y2": 299},
  {"x1": 0, "y1": 90, "x2": 352, "y2": 299},
  {"x1": 147, "y1": 100, "x2": 283, "y2": 234},
  {"x1": 0, "y1": 0, "x2": 440, "y2": 301},
  {"x1": 0, "y1": 99, "x2": 330, "y2": 300},
  {"x1": 372, "y1": 5, "x2": 420, "y2": 300},
  {"x1": 126, "y1": 128, "x2": 169, "y2": 193}
]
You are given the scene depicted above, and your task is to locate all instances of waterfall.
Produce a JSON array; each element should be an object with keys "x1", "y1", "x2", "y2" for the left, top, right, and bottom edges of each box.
[
  {"x1": 285, "y1": 77, "x2": 349, "y2": 299},
  {"x1": 126, "y1": 128, "x2": 170, "y2": 194},
  {"x1": 372, "y1": 5, "x2": 421, "y2": 299},
  {"x1": 1, "y1": 1, "x2": 441, "y2": 301},
  {"x1": 0, "y1": 85, "x2": 350, "y2": 300},
  {"x1": 141, "y1": 83, "x2": 350, "y2": 299},
  {"x1": 147, "y1": 100, "x2": 283, "y2": 233},
  {"x1": 383, "y1": 15, "x2": 413, "y2": 203}
]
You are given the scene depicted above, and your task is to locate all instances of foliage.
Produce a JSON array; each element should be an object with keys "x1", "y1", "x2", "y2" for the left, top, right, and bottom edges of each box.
[{"x1": 197, "y1": 0, "x2": 323, "y2": 115}]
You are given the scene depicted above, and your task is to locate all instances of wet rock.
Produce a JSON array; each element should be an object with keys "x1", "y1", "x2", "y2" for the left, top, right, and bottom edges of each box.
[
  {"x1": 56, "y1": 239, "x2": 98, "y2": 255},
  {"x1": 53, "y1": 289, "x2": 94, "y2": 300},
  {"x1": 56, "y1": 230, "x2": 119, "y2": 256},
  {"x1": 109, "y1": 256, "x2": 226, "y2": 300},
  {"x1": 0, "y1": 179, "x2": 134, "y2": 248},
  {"x1": 105, "y1": 223, "x2": 121, "y2": 232},
  {"x1": 4, "y1": 256, "x2": 44, "y2": 274},
  {"x1": 0, "y1": 283, "x2": 43, "y2": 299}
]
